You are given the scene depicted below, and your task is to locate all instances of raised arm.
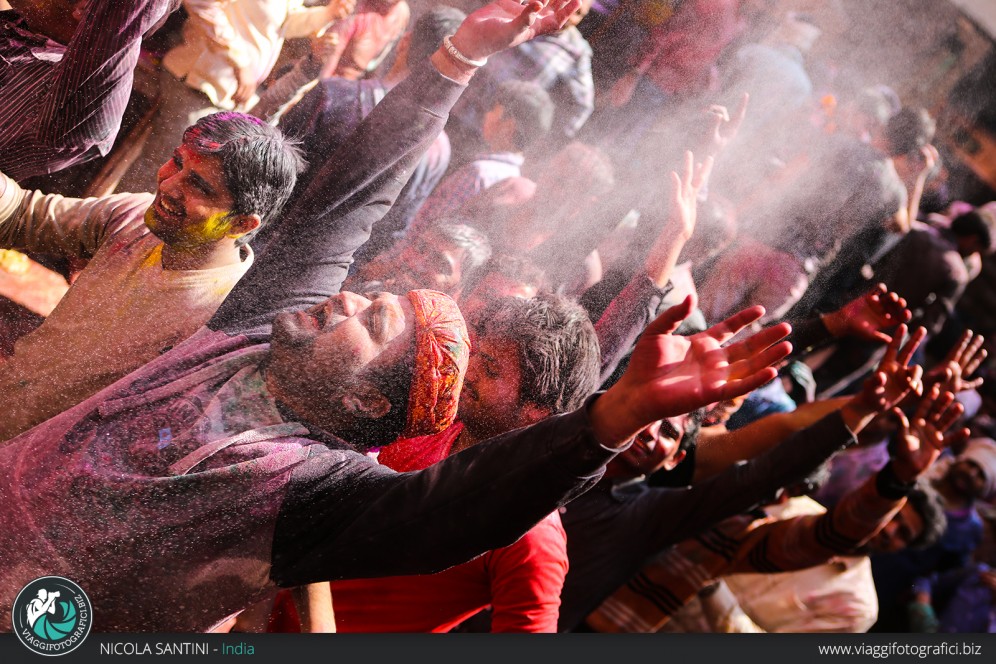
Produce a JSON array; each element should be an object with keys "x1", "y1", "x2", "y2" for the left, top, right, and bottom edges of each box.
[
  {"x1": 595, "y1": 151, "x2": 712, "y2": 382},
  {"x1": 210, "y1": 0, "x2": 583, "y2": 337},
  {"x1": 36, "y1": 0, "x2": 176, "y2": 161}
]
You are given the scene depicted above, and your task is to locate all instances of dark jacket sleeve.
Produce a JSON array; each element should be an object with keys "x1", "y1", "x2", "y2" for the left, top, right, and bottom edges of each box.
[
  {"x1": 208, "y1": 62, "x2": 466, "y2": 338},
  {"x1": 270, "y1": 398, "x2": 620, "y2": 586},
  {"x1": 639, "y1": 411, "x2": 856, "y2": 556},
  {"x1": 594, "y1": 274, "x2": 671, "y2": 384}
]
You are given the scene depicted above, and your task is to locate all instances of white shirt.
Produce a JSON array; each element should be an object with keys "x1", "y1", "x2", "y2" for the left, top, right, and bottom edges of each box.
[
  {"x1": 164, "y1": 0, "x2": 335, "y2": 108},
  {"x1": 0, "y1": 173, "x2": 253, "y2": 441}
]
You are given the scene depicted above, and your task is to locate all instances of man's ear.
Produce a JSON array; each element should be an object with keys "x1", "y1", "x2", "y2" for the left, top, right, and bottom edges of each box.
[
  {"x1": 340, "y1": 382, "x2": 392, "y2": 420},
  {"x1": 228, "y1": 213, "x2": 262, "y2": 239}
]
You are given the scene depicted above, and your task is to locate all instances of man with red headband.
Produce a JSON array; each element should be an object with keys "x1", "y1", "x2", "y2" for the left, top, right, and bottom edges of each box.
[
  {"x1": 0, "y1": 0, "x2": 796, "y2": 635},
  {"x1": 0, "y1": 276, "x2": 792, "y2": 634},
  {"x1": 0, "y1": 0, "x2": 569, "y2": 445}
]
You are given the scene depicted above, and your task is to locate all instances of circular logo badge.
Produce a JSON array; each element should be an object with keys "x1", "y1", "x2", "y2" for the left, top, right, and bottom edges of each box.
[{"x1": 12, "y1": 576, "x2": 92, "y2": 656}]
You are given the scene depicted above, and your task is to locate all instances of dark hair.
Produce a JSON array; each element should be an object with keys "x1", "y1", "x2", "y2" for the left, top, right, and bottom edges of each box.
[
  {"x1": 885, "y1": 107, "x2": 935, "y2": 157},
  {"x1": 906, "y1": 480, "x2": 947, "y2": 550},
  {"x1": 492, "y1": 81, "x2": 555, "y2": 151},
  {"x1": 474, "y1": 293, "x2": 600, "y2": 413},
  {"x1": 679, "y1": 408, "x2": 705, "y2": 457},
  {"x1": 345, "y1": 352, "x2": 415, "y2": 450},
  {"x1": 183, "y1": 112, "x2": 305, "y2": 246},
  {"x1": 951, "y1": 209, "x2": 996, "y2": 254},
  {"x1": 408, "y1": 7, "x2": 466, "y2": 63}
]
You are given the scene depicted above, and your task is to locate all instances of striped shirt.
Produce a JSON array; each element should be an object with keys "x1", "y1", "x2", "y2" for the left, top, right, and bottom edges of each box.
[
  {"x1": 586, "y1": 470, "x2": 904, "y2": 633},
  {"x1": 0, "y1": 0, "x2": 174, "y2": 181}
]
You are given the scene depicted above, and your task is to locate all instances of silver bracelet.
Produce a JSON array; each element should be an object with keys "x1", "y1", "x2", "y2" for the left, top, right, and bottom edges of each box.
[{"x1": 442, "y1": 35, "x2": 487, "y2": 68}]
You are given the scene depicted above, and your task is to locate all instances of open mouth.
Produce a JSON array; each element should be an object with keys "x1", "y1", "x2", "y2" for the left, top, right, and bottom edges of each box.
[{"x1": 155, "y1": 195, "x2": 185, "y2": 221}]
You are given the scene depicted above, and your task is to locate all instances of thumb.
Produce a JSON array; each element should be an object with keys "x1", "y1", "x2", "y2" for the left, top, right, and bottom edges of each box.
[{"x1": 891, "y1": 406, "x2": 910, "y2": 434}]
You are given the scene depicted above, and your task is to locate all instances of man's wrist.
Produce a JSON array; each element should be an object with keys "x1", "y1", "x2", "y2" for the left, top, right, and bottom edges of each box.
[
  {"x1": 876, "y1": 460, "x2": 917, "y2": 498},
  {"x1": 430, "y1": 47, "x2": 477, "y2": 85},
  {"x1": 840, "y1": 399, "x2": 875, "y2": 435},
  {"x1": 589, "y1": 388, "x2": 642, "y2": 450},
  {"x1": 449, "y1": 28, "x2": 493, "y2": 64},
  {"x1": 442, "y1": 34, "x2": 488, "y2": 67}
]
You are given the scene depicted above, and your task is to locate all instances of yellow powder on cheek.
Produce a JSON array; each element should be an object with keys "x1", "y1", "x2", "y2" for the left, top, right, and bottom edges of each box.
[{"x1": 193, "y1": 211, "x2": 235, "y2": 242}]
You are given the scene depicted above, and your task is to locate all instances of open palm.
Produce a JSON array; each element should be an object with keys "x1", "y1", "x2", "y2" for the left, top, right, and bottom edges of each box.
[
  {"x1": 450, "y1": 0, "x2": 582, "y2": 61},
  {"x1": 892, "y1": 384, "x2": 968, "y2": 482},
  {"x1": 619, "y1": 298, "x2": 791, "y2": 420}
]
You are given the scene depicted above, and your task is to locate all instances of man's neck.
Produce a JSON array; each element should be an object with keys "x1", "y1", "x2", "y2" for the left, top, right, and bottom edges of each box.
[
  {"x1": 160, "y1": 242, "x2": 244, "y2": 271},
  {"x1": 450, "y1": 425, "x2": 480, "y2": 455}
]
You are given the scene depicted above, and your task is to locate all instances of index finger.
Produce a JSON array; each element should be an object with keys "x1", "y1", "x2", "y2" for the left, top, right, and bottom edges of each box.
[
  {"x1": 704, "y1": 305, "x2": 766, "y2": 344},
  {"x1": 881, "y1": 324, "x2": 906, "y2": 365},
  {"x1": 897, "y1": 326, "x2": 926, "y2": 367}
]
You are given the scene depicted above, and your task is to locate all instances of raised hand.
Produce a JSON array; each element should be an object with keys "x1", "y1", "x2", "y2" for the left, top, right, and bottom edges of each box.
[
  {"x1": 841, "y1": 324, "x2": 926, "y2": 433},
  {"x1": 592, "y1": 298, "x2": 792, "y2": 446},
  {"x1": 644, "y1": 151, "x2": 713, "y2": 285},
  {"x1": 668, "y1": 150, "x2": 713, "y2": 240},
  {"x1": 821, "y1": 283, "x2": 912, "y2": 343},
  {"x1": 450, "y1": 0, "x2": 582, "y2": 62},
  {"x1": 701, "y1": 93, "x2": 748, "y2": 158},
  {"x1": 926, "y1": 329, "x2": 987, "y2": 394},
  {"x1": 891, "y1": 384, "x2": 968, "y2": 482}
]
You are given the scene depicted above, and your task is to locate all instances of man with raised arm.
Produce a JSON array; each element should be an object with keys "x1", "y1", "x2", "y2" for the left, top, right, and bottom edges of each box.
[
  {"x1": 0, "y1": 0, "x2": 780, "y2": 633},
  {"x1": 0, "y1": 0, "x2": 564, "y2": 442}
]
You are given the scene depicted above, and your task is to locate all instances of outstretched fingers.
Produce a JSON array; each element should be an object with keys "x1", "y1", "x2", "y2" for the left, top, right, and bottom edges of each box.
[
  {"x1": 532, "y1": 0, "x2": 581, "y2": 33},
  {"x1": 881, "y1": 324, "x2": 906, "y2": 365},
  {"x1": 897, "y1": 326, "x2": 927, "y2": 367},
  {"x1": 720, "y1": 322, "x2": 792, "y2": 363},
  {"x1": 948, "y1": 330, "x2": 974, "y2": 365},
  {"x1": 722, "y1": 340, "x2": 793, "y2": 379},
  {"x1": 704, "y1": 305, "x2": 767, "y2": 344},
  {"x1": 934, "y1": 397, "x2": 965, "y2": 434},
  {"x1": 712, "y1": 367, "x2": 779, "y2": 403}
]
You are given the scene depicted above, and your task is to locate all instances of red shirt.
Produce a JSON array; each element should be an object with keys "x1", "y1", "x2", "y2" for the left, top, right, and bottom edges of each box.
[
  {"x1": 330, "y1": 511, "x2": 567, "y2": 632},
  {"x1": 271, "y1": 421, "x2": 568, "y2": 632}
]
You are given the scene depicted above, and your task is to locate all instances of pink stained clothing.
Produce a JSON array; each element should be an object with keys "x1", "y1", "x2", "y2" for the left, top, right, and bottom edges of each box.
[
  {"x1": 320, "y1": 0, "x2": 410, "y2": 81},
  {"x1": 632, "y1": 0, "x2": 745, "y2": 96},
  {"x1": 330, "y1": 511, "x2": 568, "y2": 633},
  {"x1": 0, "y1": 328, "x2": 311, "y2": 632},
  {"x1": 696, "y1": 239, "x2": 809, "y2": 325}
]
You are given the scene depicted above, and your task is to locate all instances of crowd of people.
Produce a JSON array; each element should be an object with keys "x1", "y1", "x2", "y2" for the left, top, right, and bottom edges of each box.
[{"x1": 1, "y1": 0, "x2": 995, "y2": 635}]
